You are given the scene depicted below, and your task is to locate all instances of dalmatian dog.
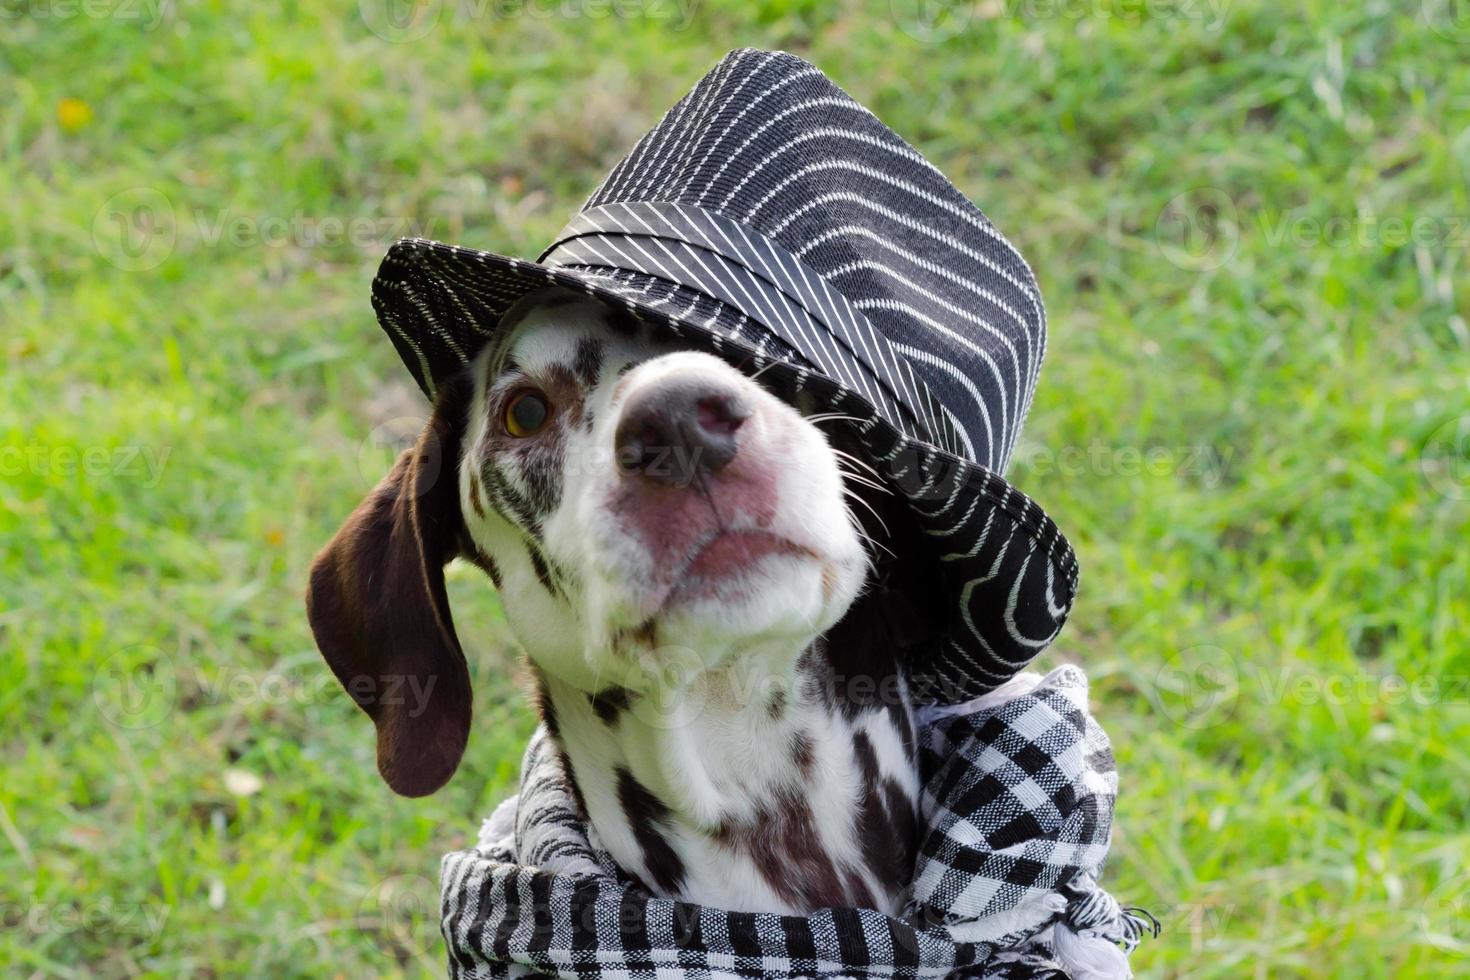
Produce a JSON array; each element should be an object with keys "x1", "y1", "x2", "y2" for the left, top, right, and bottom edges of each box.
[{"x1": 308, "y1": 288, "x2": 934, "y2": 915}]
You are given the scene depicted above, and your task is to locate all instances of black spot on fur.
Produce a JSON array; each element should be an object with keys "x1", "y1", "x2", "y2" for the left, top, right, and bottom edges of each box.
[
  {"x1": 589, "y1": 686, "x2": 634, "y2": 725},
  {"x1": 791, "y1": 730, "x2": 815, "y2": 776},
  {"x1": 466, "y1": 471, "x2": 487, "y2": 518},
  {"x1": 889, "y1": 697, "x2": 916, "y2": 762},
  {"x1": 526, "y1": 542, "x2": 558, "y2": 596},
  {"x1": 843, "y1": 866, "x2": 877, "y2": 910},
  {"x1": 882, "y1": 777, "x2": 918, "y2": 883},
  {"x1": 612, "y1": 619, "x2": 658, "y2": 654},
  {"x1": 482, "y1": 459, "x2": 542, "y2": 533},
  {"x1": 463, "y1": 542, "x2": 502, "y2": 589},
  {"x1": 573, "y1": 337, "x2": 605, "y2": 387},
  {"x1": 615, "y1": 767, "x2": 685, "y2": 893},
  {"x1": 532, "y1": 680, "x2": 590, "y2": 819},
  {"x1": 767, "y1": 688, "x2": 787, "y2": 720},
  {"x1": 534, "y1": 676, "x2": 559, "y2": 740},
  {"x1": 797, "y1": 645, "x2": 834, "y2": 710},
  {"x1": 852, "y1": 731, "x2": 917, "y2": 896},
  {"x1": 853, "y1": 730, "x2": 880, "y2": 783},
  {"x1": 716, "y1": 788, "x2": 847, "y2": 909},
  {"x1": 516, "y1": 442, "x2": 564, "y2": 518}
]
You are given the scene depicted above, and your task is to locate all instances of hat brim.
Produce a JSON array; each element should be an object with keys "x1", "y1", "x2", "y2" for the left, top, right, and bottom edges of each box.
[{"x1": 372, "y1": 237, "x2": 1079, "y2": 702}]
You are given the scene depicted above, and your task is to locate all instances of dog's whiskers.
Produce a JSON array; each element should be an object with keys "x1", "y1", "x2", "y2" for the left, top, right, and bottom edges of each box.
[
  {"x1": 830, "y1": 447, "x2": 884, "y2": 481},
  {"x1": 842, "y1": 487, "x2": 894, "y2": 553},
  {"x1": 837, "y1": 468, "x2": 890, "y2": 495},
  {"x1": 745, "y1": 360, "x2": 784, "y2": 384}
]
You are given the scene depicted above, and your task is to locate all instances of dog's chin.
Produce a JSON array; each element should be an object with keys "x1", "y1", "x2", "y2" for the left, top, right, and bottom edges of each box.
[
  {"x1": 667, "y1": 553, "x2": 854, "y2": 636},
  {"x1": 603, "y1": 542, "x2": 866, "y2": 659}
]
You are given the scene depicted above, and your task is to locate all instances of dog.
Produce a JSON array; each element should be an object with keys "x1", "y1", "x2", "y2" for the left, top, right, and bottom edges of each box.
[{"x1": 309, "y1": 287, "x2": 935, "y2": 915}]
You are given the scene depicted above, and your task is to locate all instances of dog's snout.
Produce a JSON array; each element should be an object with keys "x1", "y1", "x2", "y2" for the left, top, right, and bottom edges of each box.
[{"x1": 615, "y1": 378, "x2": 751, "y2": 485}]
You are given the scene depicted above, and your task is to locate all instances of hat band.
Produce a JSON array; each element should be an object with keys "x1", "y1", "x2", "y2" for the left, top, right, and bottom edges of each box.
[{"x1": 539, "y1": 201, "x2": 967, "y2": 458}]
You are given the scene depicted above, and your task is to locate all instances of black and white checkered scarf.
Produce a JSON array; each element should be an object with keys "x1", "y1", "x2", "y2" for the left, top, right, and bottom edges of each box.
[{"x1": 440, "y1": 666, "x2": 1155, "y2": 978}]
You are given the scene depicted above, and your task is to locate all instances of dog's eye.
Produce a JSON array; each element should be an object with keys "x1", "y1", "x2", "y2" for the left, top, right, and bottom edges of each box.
[{"x1": 504, "y1": 389, "x2": 552, "y2": 437}]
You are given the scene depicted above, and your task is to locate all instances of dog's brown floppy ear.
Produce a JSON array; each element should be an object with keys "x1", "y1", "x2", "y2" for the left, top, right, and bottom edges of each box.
[{"x1": 306, "y1": 377, "x2": 472, "y2": 797}]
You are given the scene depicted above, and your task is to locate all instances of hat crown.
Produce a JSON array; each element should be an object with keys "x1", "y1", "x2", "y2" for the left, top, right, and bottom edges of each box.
[{"x1": 584, "y1": 48, "x2": 1046, "y2": 474}]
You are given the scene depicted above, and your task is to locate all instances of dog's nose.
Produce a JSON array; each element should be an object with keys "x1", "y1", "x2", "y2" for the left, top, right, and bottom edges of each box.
[{"x1": 615, "y1": 378, "x2": 751, "y2": 485}]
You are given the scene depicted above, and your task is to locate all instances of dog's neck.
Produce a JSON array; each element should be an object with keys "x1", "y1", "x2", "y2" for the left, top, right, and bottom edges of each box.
[{"x1": 533, "y1": 623, "x2": 919, "y2": 915}]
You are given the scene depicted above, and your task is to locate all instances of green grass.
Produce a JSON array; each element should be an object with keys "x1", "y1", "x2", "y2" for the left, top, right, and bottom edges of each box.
[{"x1": 3, "y1": 2, "x2": 1468, "y2": 976}]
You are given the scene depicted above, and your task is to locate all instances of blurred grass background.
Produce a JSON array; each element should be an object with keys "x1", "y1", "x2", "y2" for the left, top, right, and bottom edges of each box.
[{"x1": 3, "y1": 0, "x2": 1469, "y2": 976}]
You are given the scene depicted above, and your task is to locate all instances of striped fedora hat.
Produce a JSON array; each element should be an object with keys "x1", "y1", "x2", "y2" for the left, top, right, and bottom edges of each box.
[{"x1": 371, "y1": 48, "x2": 1077, "y2": 702}]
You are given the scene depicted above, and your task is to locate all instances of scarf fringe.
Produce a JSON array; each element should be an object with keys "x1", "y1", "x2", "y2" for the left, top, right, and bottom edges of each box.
[{"x1": 1047, "y1": 876, "x2": 1161, "y2": 980}]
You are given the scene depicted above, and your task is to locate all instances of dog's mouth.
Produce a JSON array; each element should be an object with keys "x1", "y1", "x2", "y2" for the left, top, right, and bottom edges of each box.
[{"x1": 650, "y1": 529, "x2": 820, "y2": 613}]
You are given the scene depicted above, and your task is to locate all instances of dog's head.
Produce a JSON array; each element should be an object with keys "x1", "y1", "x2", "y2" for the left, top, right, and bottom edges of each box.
[{"x1": 309, "y1": 288, "x2": 881, "y2": 795}]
